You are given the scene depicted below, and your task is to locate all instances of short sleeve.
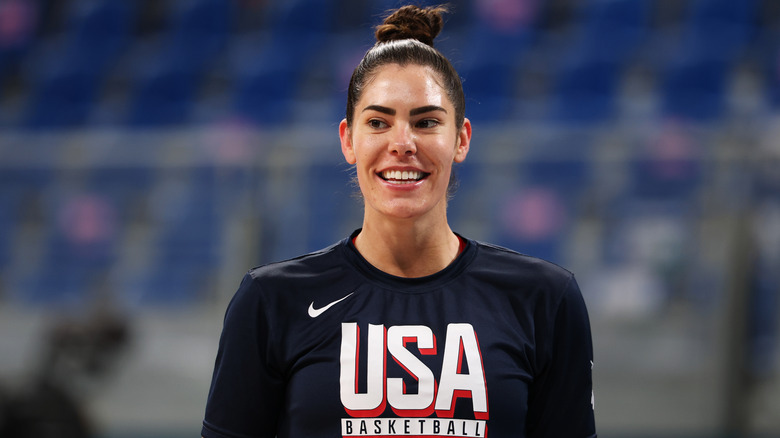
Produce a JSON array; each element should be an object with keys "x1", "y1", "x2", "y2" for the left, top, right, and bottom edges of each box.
[
  {"x1": 202, "y1": 273, "x2": 285, "y2": 438},
  {"x1": 526, "y1": 275, "x2": 597, "y2": 438}
]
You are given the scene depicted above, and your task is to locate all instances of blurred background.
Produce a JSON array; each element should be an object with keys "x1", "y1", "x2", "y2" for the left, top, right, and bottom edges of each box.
[{"x1": 0, "y1": 0, "x2": 778, "y2": 437}]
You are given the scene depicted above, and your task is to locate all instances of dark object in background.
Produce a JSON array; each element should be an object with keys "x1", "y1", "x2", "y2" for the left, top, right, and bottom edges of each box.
[
  {"x1": 0, "y1": 381, "x2": 90, "y2": 438},
  {"x1": 0, "y1": 309, "x2": 131, "y2": 438}
]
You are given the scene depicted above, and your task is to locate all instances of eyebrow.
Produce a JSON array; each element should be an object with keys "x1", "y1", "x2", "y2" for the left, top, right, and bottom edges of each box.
[
  {"x1": 362, "y1": 105, "x2": 395, "y2": 115},
  {"x1": 361, "y1": 105, "x2": 448, "y2": 117},
  {"x1": 410, "y1": 105, "x2": 447, "y2": 116}
]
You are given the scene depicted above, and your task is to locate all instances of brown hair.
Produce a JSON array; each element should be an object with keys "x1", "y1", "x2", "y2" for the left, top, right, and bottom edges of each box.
[{"x1": 345, "y1": 5, "x2": 465, "y2": 129}]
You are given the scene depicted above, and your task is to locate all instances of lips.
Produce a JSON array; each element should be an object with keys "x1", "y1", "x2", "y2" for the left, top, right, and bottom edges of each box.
[{"x1": 379, "y1": 169, "x2": 429, "y2": 184}]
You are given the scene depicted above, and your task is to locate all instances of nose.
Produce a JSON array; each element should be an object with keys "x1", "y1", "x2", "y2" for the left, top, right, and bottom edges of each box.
[{"x1": 389, "y1": 125, "x2": 416, "y2": 156}]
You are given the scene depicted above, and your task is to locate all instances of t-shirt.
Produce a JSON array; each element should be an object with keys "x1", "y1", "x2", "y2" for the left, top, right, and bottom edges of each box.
[{"x1": 202, "y1": 230, "x2": 596, "y2": 438}]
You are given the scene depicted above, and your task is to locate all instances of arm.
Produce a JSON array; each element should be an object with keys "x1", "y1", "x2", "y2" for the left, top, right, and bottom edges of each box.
[
  {"x1": 201, "y1": 274, "x2": 285, "y2": 438},
  {"x1": 526, "y1": 276, "x2": 597, "y2": 438}
]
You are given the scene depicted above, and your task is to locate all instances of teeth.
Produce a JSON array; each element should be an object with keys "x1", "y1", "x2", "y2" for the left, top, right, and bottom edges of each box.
[{"x1": 382, "y1": 170, "x2": 423, "y2": 182}]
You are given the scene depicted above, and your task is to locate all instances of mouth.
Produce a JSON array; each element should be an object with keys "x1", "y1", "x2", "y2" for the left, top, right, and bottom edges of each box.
[{"x1": 379, "y1": 169, "x2": 429, "y2": 184}]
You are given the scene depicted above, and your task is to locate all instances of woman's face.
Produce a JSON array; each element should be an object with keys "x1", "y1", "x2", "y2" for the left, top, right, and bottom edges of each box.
[{"x1": 340, "y1": 63, "x2": 471, "y2": 223}]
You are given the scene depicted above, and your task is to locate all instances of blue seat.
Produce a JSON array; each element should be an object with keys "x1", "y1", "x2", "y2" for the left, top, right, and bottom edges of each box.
[
  {"x1": 15, "y1": 221, "x2": 116, "y2": 307},
  {"x1": 575, "y1": 0, "x2": 652, "y2": 63},
  {"x1": 153, "y1": 166, "x2": 221, "y2": 267},
  {"x1": 22, "y1": 1, "x2": 136, "y2": 128},
  {"x1": 127, "y1": 59, "x2": 200, "y2": 126},
  {"x1": 0, "y1": 189, "x2": 23, "y2": 268},
  {"x1": 0, "y1": 165, "x2": 55, "y2": 192},
  {"x1": 16, "y1": 263, "x2": 96, "y2": 307},
  {"x1": 659, "y1": 50, "x2": 730, "y2": 121},
  {"x1": 688, "y1": 0, "x2": 757, "y2": 26},
  {"x1": 230, "y1": 35, "x2": 313, "y2": 126},
  {"x1": 266, "y1": 0, "x2": 335, "y2": 36},
  {"x1": 762, "y1": 33, "x2": 780, "y2": 110},
  {"x1": 121, "y1": 166, "x2": 222, "y2": 306},
  {"x1": 305, "y1": 161, "x2": 359, "y2": 251},
  {"x1": 683, "y1": 0, "x2": 758, "y2": 59},
  {"x1": 88, "y1": 166, "x2": 155, "y2": 220},
  {"x1": 156, "y1": 177, "x2": 220, "y2": 267},
  {"x1": 229, "y1": 0, "x2": 336, "y2": 126},
  {"x1": 65, "y1": 0, "x2": 136, "y2": 72},
  {"x1": 459, "y1": 34, "x2": 526, "y2": 123},
  {"x1": 166, "y1": 0, "x2": 234, "y2": 70},
  {"x1": 125, "y1": 0, "x2": 234, "y2": 126},
  {"x1": 158, "y1": 223, "x2": 219, "y2": 267},
  {"x1": 23, "y1": 62, "x2": 102, "y2": 128},
  {"x1": 0, "y1": 1, "x2": 36, "y2": 95},
  {"x1": 490, "y1": 185, "x2": 571, "y2": 265},
  {"x1": 549, "y1": 54, "x2": 621, "y2": 124},
  {"x1": 122, "y1": 262, "x2": 212, "y2": 306},
  {"x1": 524, "y1": 157, "x2": 590, "y2": 197},
  {"x1": 547, "y1": 0, "x2": 651, "y2": 125},
  {"x1": 459, "y1": 57, "x2": 519, "y2": 123},
  {"x1": 524, "y1": 129, "x2": 595, "y2": 190},
  {"x1": 446, "y1": 161, "x2": 479, "y2": 224},
  {"x1": 627, "y1": 143, "x2": 703, "y2": 202},
  {"x1": 457, "y1": 2, "x2": 539, "y2": 123}
]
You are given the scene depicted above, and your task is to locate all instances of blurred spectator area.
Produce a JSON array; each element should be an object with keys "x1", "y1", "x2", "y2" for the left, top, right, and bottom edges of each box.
[
  {"x1": 0, "y1": 1, "x2": 779, "y2": 436},
  {"x1": 0, "y1": 0, "x2": 777, "y2": 128},
  {"x1": 0, "y1": 0, "x2": 777, "y2": 351}
]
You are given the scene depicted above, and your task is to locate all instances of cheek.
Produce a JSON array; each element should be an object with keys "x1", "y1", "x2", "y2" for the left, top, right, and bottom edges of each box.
[
  {"x1": 353, "y1": 147, "x2": 377, "y2": 185},
  {"x1": 354, "y1": 137, "x2": 382, "y2": 166}
]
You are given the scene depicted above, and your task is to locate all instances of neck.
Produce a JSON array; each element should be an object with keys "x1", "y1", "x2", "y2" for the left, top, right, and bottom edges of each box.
[{"x1": 354, "y1": 217, "x2": 460, "y2": 278}]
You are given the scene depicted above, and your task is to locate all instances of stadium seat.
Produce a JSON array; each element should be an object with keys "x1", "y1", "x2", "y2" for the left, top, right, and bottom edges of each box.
[
  {"x1": 659, "y1": 49, "x2": 731, "y2": 121},
  {"x1": 266, "y1": 0, "x2": 335, "y2": 36},
  {"x1": 127, "y1": 59, "x2": 200, "y2": 127},
  {"x1": 492, "y1": 185, "x2": 570, "y2": 265},
  {"x1": 0, "y1": 0, "x2": 36, "y2": 96},
  {"x1": 627, "y1": 125, "x2": 703, "y2": 202},
  {"x1": 575, "y1": 0, "x2": 651, "y2": 63},
  {"x1": 459, "y1": 56, "x2": 519, "y2": 123},
  {"x1": 24, "y1": 61, "x2": 103, "y2": 128},
  {"x1": 230, "y1": 34, "x2": 317, "y2": 126},
  {"x1": 166, "y1": 0, "x2": 233, "y2": 70},
  {"x1": 305, "y1": 161, "x2": 360, "y2": 251},
  {"x1": 683, "y1": 0, "x2": 758, "y2": 59},
  {"x1": 0, "y1": 189, "x2": 22, "y2": 268},
  {"x1": 125, "y1": 0, "x2": 233, "y2": 126},
  {"x1": 65, "y1": 0, "x2": 136, "y2": 72},
  {"x1": 546, "y1": 0, "x2": 651, "y2": 125},
  {"x1": 87, "y1": 166, "x2": 155, "y2": 222},
  {"x1": 549, "y1": 53, "x2": 621, "y2": 124},
  {"x1": 116, "y1": 165, "x2": 221, "y2": 305},
  {"x1": 22, "y1": 1, "x2": 136, "y2": 128},
  {"x1": 121, "y1": 262, "x2": 213, "y2": 306},
  {"x1": 762, "y1": 32, "x2": 780, "y2": 110}
]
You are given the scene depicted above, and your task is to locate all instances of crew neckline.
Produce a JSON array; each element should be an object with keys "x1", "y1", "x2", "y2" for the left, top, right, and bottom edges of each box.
[{"x1": 341, "y1": 229, "x2": 476, "y2": 292}]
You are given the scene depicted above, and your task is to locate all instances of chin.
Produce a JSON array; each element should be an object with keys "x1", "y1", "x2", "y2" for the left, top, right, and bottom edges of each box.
[{"x1": 375, "y1": 198, "x2": 445, "y2": 221}]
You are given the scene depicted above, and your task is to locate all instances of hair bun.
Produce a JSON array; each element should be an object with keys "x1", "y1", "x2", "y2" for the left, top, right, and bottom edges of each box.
[{"x1": 375, "y1": 5, "x2": 447, "y2": 47}]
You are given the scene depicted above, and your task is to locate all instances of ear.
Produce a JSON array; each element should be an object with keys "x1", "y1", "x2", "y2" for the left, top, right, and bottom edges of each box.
[
  {"x1": 453, "y1": 117, "x2": 471, "y2": 163},
  {"x1": 339, "y1": 119, "x2": 356, "y2": 165}
]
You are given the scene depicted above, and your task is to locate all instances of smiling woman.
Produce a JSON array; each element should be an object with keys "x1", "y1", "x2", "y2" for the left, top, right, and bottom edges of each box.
[
  {"x1": 340, "y1": 62, "x2": 470, "y2": 271},
  {"x1": 202, "y1": 5, "x2": 596, "y2": 438}
]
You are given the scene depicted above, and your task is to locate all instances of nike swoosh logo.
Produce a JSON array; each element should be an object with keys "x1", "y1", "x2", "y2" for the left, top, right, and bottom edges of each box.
[{"x1": 308, "y1": 293, "x2": 354, "y2": 318}]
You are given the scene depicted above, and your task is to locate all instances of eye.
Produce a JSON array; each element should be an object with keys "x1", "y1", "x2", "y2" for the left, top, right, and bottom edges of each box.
[
  {"x1": 368, "y1": 119, "x2": 388, "y2": 129},
  {"x1": 416, "y1": 119, "x2": 440, "y2": 129}
]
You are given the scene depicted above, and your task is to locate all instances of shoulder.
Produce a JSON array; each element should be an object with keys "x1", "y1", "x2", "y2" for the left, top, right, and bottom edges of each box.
[
  {"x1": 470, "y1": 240, "x2": 575, "y2": 292},
  {"x1": 230, "y1": 240, "x2": 360, "y2": 310},
  {"x1": 247, "y1": 241, "x2": 345, "y2": 285}
]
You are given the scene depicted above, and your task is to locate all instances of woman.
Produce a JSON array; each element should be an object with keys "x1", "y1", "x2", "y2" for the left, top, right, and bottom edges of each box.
[{"x1": 202, "y1": 5, "x2": 596, "y2": 438}]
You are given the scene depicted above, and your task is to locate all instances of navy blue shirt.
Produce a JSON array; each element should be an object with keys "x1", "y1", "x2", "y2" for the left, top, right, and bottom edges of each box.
[{"x1": 202, "y1": 231, "x2": 596, "y2": 437}]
